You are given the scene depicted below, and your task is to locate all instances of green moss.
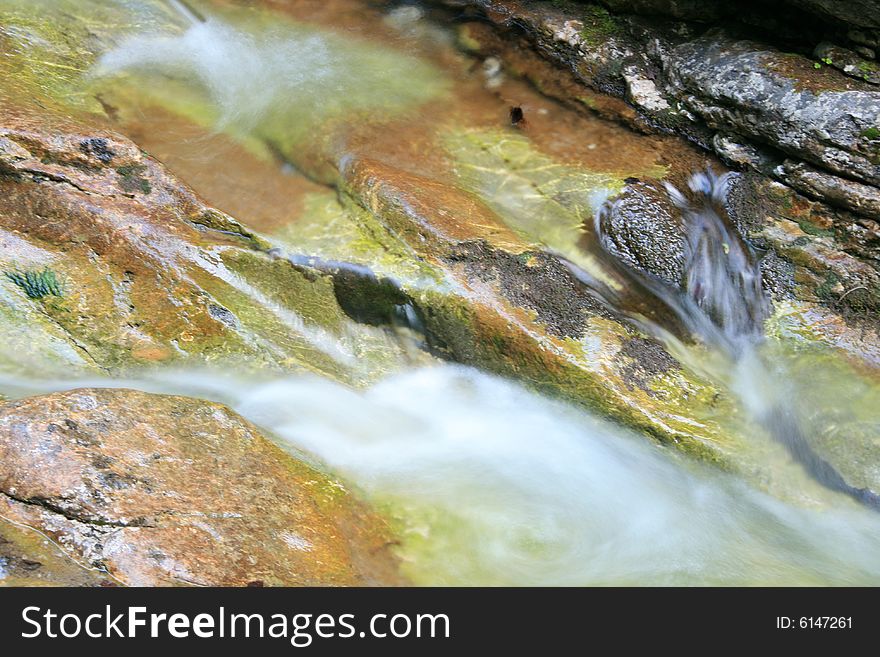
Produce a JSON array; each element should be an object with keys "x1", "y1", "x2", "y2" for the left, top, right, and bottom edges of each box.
[
  {"x1": 795, "y1": 218, "x2": 835, "y2": 238},
  {"x1": 816, "y1": 271, "x2": 840, "y2": 301},
  {"x1": 4, "y1": 267, "x2": 62, "y2": 299},
  {"x1": 578, "y1": 5, "x2": 619, "y2": 46},
  {"x1": 115, "y1": 165, "x2": 151, "y2": 195},
  {"x1": 861, "y1": 126, "x2": 880, "y2": 140},
  {"x1": 191, "y1": 208, "x2": 272, "y2": 251},
  {"x1": 271, "y1": 190, "x2": 443, "y2": 286},
  {"x1": 219, "y1": 250, "x2": 346, "y2": 332}
]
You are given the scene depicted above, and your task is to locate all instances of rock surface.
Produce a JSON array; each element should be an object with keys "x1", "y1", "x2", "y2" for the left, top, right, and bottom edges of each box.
[
  {"x1": 596, "y1": 0, "x2": 880, "y2": 30},
  {"x1": 455, "y1": 2, "x2": 880, "y2": 220},
  {"x1": 0, "y1": 109, "x2": 423, "y2": 384},
  {"x1": 0, "y1": 0, "x2": 876, "y2": 524},
  {"x1": 786, "y1": 0, "x2": 880, "y2": 29},
  {"x1": 450, "y1": 0, "x2": 880, "y2": 318},
  {"x1": 0, "y1": 388, "x2": 402, "y2": 586},
  {"x1": 0, "y1": 515, "x2": 111, "y2": 586}
]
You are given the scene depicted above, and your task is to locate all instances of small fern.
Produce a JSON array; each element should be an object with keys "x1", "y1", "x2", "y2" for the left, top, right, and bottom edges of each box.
[{"x1": 5, "y1": 267, "x2": 63, "y2": 299}]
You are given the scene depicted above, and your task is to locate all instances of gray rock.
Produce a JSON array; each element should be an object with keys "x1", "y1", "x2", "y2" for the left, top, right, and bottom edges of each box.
[
  {"x1": 712, "y1": 132, "x2": 780, "y2": 172},
  {"x1": 814, "y1": 41, "x2": 880, "y2": 85},
  {"x1": 787, "y1": 0, "x2": 880, "y2": 29},
  {"x1": 597, "y1": 0, "x2": 726, "y2": 22},
  {"x1": 666, "y1": 36, "x2": 880, "y2": 190},
  {"x1": 457, "y1": 2, "x2": 880, "y2": 219},
  {"x1": 596, "y1": 182, "x2": 685, "y2": 286},
  {"x1": 848, "y1": 29, "x2": 880, "y2": 49},
  {"x1": 779, "y1": 160, "x2": 880, "y2": 218},
  {"x1": 598, "y1": 0, "x2": 880, "y2": 29}
]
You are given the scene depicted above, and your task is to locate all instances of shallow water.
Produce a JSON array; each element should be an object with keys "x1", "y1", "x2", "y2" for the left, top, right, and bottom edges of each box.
[{"x1": 2, "y1": 365, "x2": 880, "y2": 585}]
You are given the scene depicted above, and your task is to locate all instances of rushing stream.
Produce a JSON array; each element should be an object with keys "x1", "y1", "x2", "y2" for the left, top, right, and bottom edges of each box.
[
  {"x1": 2, "y1": 0, "x2": 880, "y2": 585},
  {"x1": 2, "y1": 365, "x2": 880, "y2": 585}
]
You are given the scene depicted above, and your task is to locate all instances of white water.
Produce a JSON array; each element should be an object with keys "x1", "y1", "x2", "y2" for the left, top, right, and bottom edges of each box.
[
  {"x1": 94, "y1": 8, "x2": 446, "y2": 140},
  {"x1": 97, "y1": 18, "x2": 334, "y2": 130},
  {"x1": 3, "y1": 365, "x2": 880, "y2": 585}
]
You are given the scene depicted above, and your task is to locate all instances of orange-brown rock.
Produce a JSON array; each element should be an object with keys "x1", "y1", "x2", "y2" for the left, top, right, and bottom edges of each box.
[{"x1": 0, "y1": 388, "x2": 403, "y2": 586}]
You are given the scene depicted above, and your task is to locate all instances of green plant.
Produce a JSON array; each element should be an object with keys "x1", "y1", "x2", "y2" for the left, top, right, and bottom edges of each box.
[
  {"x1": 578, "y1": 5, "x2": 619, "y2": 46},
  {"x1": 5, "y1": 267, "x2": 63, "y2": 299}
]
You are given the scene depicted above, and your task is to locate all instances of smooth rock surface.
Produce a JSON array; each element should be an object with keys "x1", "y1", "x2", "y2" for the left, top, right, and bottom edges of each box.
[{"x1": 0, "y1": 388, "x2": 403, "y2": 586}]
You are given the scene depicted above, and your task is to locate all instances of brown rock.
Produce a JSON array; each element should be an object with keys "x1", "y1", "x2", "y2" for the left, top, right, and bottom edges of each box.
[
  {"x1": 0, "y1": 388, "x2": 403, "y2": 586},
  {"x1": 0, "y1": 516, "x2": 109, "y2": 586}
]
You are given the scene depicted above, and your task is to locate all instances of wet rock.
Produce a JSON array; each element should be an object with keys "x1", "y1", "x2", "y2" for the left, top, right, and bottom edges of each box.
[
  {"x1": 0, "y1": 115, "x2": 406, "y2": 383},
  {"x1": 0, "y1": 516, "x2": 110, "y2": 586},
  {"x1": 598, "y1": 0, "x2": 880, "y2": 30},
  {"x1": 455, "y1": 3, "x2": 880, "y2": 220},
  {"x1": 814, "y1": 42, "x2": 880, "y2": 85},
  {"x1": 594, "y1": 182, "x2": 685, "y2": 286},
  {"x1": 779, "y1": 160, "x2": 880, "y2": 219},
  {"x1": 849, "y1": 28, "x2": 880, "y2": 49},
  {"x1": 787, "y1": 0, "x2": 880, "y2": 29},
  {"x1": 616, "y1": 335, "x2": 680, "y2": 393},
  {"x1": 0, "y1": 388, "x2": 402, "y2": 586},
  {"x1": 445, "y1": 241, "x2": 614, "y2": 339},
  {"x1": 284, "y1": 254, "x2": 412, "y2": 327},
  {"x1": 10, "y1": 0, "x2": 872, "y2": 480},
  {"x1": 726, "y1": 173, "x2": 880, "y2": 314},
  {"x1": 596, "y1": 1, "x2": 727, "y2": 22},
  {"x1": 667, "y1": 36, "x2": 880, "y2": 195}
]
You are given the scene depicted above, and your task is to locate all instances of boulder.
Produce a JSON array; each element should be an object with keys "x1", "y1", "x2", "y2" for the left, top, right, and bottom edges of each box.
[
  {"x1": 597, "y1": 0, "x2": 880, "y2": 30},
  {"x1": 0, "y1": 388, "x2": 403, "y2": 586}
]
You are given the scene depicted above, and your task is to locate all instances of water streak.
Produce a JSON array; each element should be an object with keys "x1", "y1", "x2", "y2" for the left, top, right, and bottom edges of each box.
[
  {"x1": 588, "y1": 171, "x2": 880, "y2": 509},
  {"x1": 2, "y1": 366, "x2": 879, "y2": 585}
]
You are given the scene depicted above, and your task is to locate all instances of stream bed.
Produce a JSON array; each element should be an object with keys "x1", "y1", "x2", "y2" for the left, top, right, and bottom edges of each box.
[
  {"x1": 3, "y1": 365, "x2": 880, "y2": 585},
  {"x1": 1, "y1": 0, "x2": 880, "y2": 586}
]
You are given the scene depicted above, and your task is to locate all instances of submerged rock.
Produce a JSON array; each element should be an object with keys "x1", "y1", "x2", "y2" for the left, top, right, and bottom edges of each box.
[
  {"x1": 0, "y1": 111, "x2": 421, "y2": 383},
  {"x1": 0, "y1": 388, "x2": 402, "y2": 586}
]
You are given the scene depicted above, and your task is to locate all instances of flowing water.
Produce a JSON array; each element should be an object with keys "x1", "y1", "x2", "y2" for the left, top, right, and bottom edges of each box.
[
  {"x1": 587, "y1": 172, "x2": 880, "y2": 510},
  {"x1": 3, "y1": 365, "x2": 880, "y2": 586},
  {"x1": 2, "y1": 0, "x2": 880, "y2": 584}
]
